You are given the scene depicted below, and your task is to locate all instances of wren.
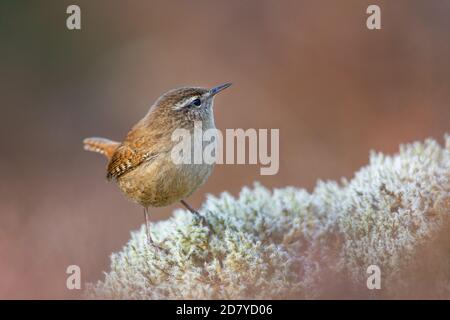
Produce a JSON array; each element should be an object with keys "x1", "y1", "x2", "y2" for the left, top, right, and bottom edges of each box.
[{"x1": 83, "y1": 83, "x2": 232, "y2": 248}]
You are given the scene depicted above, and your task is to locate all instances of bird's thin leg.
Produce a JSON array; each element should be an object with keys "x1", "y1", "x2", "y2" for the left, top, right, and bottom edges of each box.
[
  {"x1": 143, "y1": 207, "x2": 164, "y2": 250},
  {"x1": 180, "y1": 200, "x2": 213, "y2": 234},
  {"x1": 143, "y1": 207, "x2": 153, "y2": 245}
]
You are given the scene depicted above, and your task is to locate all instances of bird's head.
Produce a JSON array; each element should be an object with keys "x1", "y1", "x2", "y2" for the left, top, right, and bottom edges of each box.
[{"x1": 149, "y1": 83, "x2": 232, "y2": 125}]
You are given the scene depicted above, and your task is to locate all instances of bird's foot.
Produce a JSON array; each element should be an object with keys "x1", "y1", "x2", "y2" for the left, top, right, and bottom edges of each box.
[
  {"x1": 180, "y1": 200, "x2": 214, "y2": 236},
  {"x1": 146, "y1": 236, "x2": 167, "y2": 253},
  {"x1": 193, "y1": 211, "x2": 214, "y2": 235}
]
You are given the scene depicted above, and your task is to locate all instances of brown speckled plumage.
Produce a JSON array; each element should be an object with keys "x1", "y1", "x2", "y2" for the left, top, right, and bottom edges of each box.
[{"x1": 83, "y1": 84, "x2": 231, "y2": 246}]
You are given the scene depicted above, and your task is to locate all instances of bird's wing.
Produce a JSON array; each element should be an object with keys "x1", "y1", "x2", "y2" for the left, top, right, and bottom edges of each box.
[
  {"x1": 106, "y1": 116, "x2": 172, "y2": 180},
  {"x1": 106, "y1": 143, "x2": 157, "y2": 180}
]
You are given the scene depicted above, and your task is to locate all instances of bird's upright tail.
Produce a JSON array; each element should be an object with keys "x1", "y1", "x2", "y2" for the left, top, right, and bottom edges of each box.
[{"x1": 83, "y1": 137, "x2": 120, "y2": 160}]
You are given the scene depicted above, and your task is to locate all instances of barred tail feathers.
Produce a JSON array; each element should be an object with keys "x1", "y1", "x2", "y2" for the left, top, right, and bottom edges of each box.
[{"x1": 83, "y1": 137, "x2": 119, "y2": 159}]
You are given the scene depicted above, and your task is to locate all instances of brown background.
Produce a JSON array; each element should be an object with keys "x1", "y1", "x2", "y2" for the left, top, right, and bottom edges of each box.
[{"x1": 0, "y1": 0, "x2": 449, "y2": 298}]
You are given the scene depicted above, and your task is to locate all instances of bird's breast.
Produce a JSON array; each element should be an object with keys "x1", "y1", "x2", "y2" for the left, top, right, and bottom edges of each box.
[{"x1": 117, "y1": 120, "x2": 217, "y2": 208}]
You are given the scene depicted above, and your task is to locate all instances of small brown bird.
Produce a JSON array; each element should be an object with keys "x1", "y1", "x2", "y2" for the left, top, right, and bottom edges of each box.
[{"x1": 83, "y1": 83, "x2": 231, "y2": 248}]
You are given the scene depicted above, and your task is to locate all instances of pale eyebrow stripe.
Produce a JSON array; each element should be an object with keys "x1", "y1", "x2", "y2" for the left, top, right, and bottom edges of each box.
[{"x1": 173, "y1": 96, "x2": 199, "y2": 110}]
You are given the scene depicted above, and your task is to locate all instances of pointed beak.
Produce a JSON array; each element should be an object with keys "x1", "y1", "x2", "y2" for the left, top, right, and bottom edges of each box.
[{"x1": 209, "y1": 83, "x2": 232, "y2": 96}]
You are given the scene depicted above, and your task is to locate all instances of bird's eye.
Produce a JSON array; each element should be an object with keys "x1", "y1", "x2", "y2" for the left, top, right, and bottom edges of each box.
[{"x1": 192, "y1": 98, "x2": 202, "y2": 107}]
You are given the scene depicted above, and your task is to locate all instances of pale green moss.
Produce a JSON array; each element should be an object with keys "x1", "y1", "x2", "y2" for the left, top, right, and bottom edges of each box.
[{"x1": 86, "y1": 136, "x2": 450, "y2": 299}]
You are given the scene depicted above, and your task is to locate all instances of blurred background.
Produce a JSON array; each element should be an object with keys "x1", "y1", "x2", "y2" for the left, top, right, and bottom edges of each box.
[{"x1": 0, "y1": 0, "x2": 449, "y2": 299}]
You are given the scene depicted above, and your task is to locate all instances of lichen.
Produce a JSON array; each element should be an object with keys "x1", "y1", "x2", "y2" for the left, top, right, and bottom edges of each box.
[{"x1": 86, "y1": 135, "x2": 450, "y2": 299}]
